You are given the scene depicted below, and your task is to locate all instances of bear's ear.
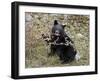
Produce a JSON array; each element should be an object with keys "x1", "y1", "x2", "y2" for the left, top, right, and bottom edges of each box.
[
  {"x1": 62, "y1": 25, "x2": 66, "y2": 29},
  {"x1": 54, "y1": 20, "x2": 58, "y2": 25}
]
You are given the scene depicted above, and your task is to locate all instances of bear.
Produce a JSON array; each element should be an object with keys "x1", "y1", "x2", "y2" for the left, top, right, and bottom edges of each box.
[{"x1": 50, "y1": 20, "x2": 77, "y2": 63}]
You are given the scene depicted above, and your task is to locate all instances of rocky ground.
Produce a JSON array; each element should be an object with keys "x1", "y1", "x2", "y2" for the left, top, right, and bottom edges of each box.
[{"x1": 25, "y1": 12, "x2": 89, "y2": 68}]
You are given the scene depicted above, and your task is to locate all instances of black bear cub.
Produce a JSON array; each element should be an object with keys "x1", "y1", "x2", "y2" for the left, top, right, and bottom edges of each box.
[{"x1": 50, "y1": 20, "x2": 77, "y2": 63}]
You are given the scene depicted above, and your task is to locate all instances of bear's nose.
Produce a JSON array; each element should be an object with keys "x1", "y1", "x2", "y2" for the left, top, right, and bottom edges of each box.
[{"x1": 55, "y1": 30, "x2": 60, "y2": 36}]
